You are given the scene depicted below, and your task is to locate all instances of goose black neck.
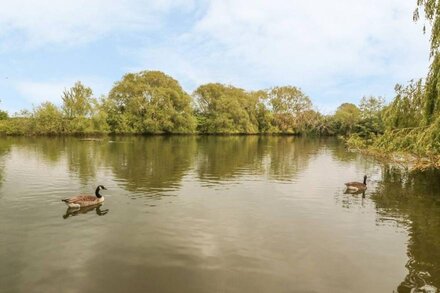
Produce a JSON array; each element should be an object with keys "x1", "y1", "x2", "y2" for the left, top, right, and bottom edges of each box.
[
  {"x1": 95, "y1": 187, "x2": 102, "y2": 198},
  {"x1": 363, "y1": 177, "x2": 367, "y2": 185}
]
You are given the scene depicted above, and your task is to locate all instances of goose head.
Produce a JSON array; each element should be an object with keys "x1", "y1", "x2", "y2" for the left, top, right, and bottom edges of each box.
[{"x1": 95, "y1": 185, "x2": 107, "y2": 197}]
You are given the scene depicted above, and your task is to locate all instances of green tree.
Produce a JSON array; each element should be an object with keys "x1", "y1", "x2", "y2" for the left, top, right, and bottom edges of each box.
[
  {"x1": 414, "y1": 0, "x2": 440, "y2": 55},
  {"x1": 90, "y1": 97, "x2": 110, "y2": 133},
  {"x1": 108, "y1": 71, "x2": 196, "y2": 134},
  {"x1": 33, "y1": 102, "x2": 64, "y2": 135},
  {"x1": 383, "y1": 81, "x2": 424, "y2": 129},
  {"x1": 0, "y1": 110, "x2": 7, "y2": 120},
  {"x1": 252, "y1": 90, "x2": 278, "y2": 133},
  {"x1": 61, "y1": 81, "x2": 101, "y2": 134},
  {"x1": 269, "y1": 86, "x2": 312, "y2": 115},
  {"x1": 194, "y1": 83, "x2": 259, "y2": 133},
  {"x1": 333, "y1": 103, "x2": 361, "y2": 135},
  {"x1": 424, "y1": 54, "x2": 440, "y2": 124},
  {"x1": 358, "y1": 96, "x2": 385, "y2": 135},
  {"x1": 62, "y1": 82, "x2": 94, "y2": 119},
  {"x1": 414, "y1": 1, "x2": 440, "y2": 124},
  {"x1": 296, "y1": 109, "x2": 326, "y2": 135},
  {"x1": 268, "y1": 86, "x2": 313, "y2": 133},
  {"x1": 359, "y1": 96, "x2": 385, "y2": 120},
  {"x1": 0, "y1": 100, "x2": 8, "y2": 120}
]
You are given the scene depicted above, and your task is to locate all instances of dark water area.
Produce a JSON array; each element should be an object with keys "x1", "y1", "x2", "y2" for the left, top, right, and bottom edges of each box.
[{"x1": 0, "y1": 136, "x2": 439, "y2": 293}]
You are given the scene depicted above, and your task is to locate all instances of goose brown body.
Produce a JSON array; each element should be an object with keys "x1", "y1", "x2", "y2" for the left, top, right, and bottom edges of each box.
[
  {"x1": 344, "y1": 176, "x2": 367, "y2": 192},
  {"x1": 62, "y1": 185, "x2": 106, "y2": 208}
]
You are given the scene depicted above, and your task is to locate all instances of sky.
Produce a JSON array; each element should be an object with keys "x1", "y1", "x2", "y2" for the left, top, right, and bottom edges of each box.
[{"x1": 0, "y1": 0, "x2": 432, "y2": 114}]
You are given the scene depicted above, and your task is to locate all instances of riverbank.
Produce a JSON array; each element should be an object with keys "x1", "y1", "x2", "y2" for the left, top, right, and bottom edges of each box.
[{"x1": 345, "y1": 135, "x2": 440, "y2": 171}]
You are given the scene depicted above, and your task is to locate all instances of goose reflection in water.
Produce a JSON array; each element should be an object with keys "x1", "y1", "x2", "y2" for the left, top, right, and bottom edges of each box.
[
  {"x1": 63, "y1": 204, "x2": 109, "y2": 219},
  {"x1": 344, "y1": 189, "x2": 366, "y2": 198},
  {"x1": 341, "y1": 189, "x2": 366, "y2": 207}
]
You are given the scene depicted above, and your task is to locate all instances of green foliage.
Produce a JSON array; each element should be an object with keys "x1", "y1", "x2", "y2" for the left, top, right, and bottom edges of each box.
[
  {"x1": 424, "y1": 54, "x2": 440, "y2": 124},
  {"x1": 33, "y1": 102, "x2": 64, "y2": 135},
  {"x1": 359, "y1": 96, "x2": 385, "y2": 120},
  {"x1": 194, "y1": 83, "x2": 259, "y2": 134},
  {"x1": 383, "y1": 80, "x2": 424, "y2": 129},
  {"x1": 90, "y1": 98, "x2": 110, "y2": 133},
  {"x1": 268, "y1": 86, "x2": 313, "y2": 134},
  {"x1": 62, "y1": 81, "x2": 94, "y2": 119},
  {"x1": 413, "y1": 0, "x2": 440, "y2": 131},
  {"x1": 357, "y1": 96, "x2": 385, "y2": 136},
  {"x1": 269, "y1": 86, "x2": 312, "y2": 115},
  {"x1": 0, "y1": 118, "x2": 33, "y2": 135},
  {"x1": 194, "y1": 84, "x2": 321, "y2": 135},
  {"x1": 52, "y1": 82, "x2": 109, "y2": 134},
  {"x1": 345, "y1": 133, "x2": 367, "y2": 150},
  {"x1": 0, "y1": 110, "x2": 8, "y2": 120},
  {"x1": 0, "y1": 100, "x2": 8, "y2": 120},
  {"x1": 108, "y1": 71, "x2": 196, "y2": 134},
  {"x1": 414, "y1": 0, "x2": 440, "y2": 55},
  {"x1": 417, "y1": 115, "x2": 440, "y2": 154},
  {"x1": 255, "y1": 102, "x2": 277, "y2": 133},
  {"x1": 333, "y1": 103, "x2": 361, "y2": 135}
]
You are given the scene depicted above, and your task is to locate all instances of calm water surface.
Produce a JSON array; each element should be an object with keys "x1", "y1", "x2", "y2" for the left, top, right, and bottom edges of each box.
[{"x1": 0, "y1": 136, "x2": 439, "y2": 293}]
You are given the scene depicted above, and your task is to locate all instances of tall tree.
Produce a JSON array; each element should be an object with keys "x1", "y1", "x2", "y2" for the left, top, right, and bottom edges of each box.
[
  {"x1": 0, "y1": 100, "x2": 8, "y2": 120},
  {"x1": 268, "y1": 86, "x2": 313, "y2": 133},
  {"x1": 333, "y1": 103, "x2": 361, "y2": 135},
  {"x1": 194, "y1": 83, "x2": 259, "y2": 134},
  {"x1": 62, "y1": 82, "x2": 94, "y2": 119},
  {"x1": 269, "y1": 86, "x2": 312, "y2": 115},
  {"x1": 358, "y1": 96, "x2": 385, "y2": 135},
  {"x1": 414, "y1": 1, "x2": 440, "y2": 124},
  {"x1": 108, "y1": 71, "x2": 196, "y2": 133},
  {"x1": 383, "y1": 81, "x2": 424, "y2": 129}
]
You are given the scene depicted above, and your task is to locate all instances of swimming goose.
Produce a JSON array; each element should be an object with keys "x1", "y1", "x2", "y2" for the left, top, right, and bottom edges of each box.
[
  {"x1": 344, "y1": 175, "x2": 367, "y2": 192},
  {"x1": 62, "y1": 185, "x2": 107, "y2": 208}
]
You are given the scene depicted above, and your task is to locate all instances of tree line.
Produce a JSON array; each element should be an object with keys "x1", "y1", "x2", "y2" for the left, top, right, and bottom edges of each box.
[{"x1": 0, "y1": 70, "x2": 385, "y2": 136}]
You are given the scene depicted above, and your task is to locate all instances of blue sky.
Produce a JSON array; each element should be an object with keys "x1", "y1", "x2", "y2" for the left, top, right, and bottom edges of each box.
[{"x1": 0, "y1": 0, "x2": 431, "y2": 114}]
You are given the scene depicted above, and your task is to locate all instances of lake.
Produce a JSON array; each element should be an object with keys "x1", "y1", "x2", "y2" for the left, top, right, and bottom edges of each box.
[{"x1": 0, "y1": 136, "x2": 439, "y2": 293}]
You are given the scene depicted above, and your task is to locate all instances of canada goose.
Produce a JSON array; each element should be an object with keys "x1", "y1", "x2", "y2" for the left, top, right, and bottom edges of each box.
[
  {"x1": 344, "y1": 175, "x2": 367, "y2": 192},
  {"x1": 62, "y1": 185, "x2": 107, "y2": 208}
]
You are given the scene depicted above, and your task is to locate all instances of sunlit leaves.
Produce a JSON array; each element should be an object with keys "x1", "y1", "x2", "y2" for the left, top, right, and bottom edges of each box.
[
  {"x1": 383, "y1": 80, "x2": 424, "y2": 129},
  {"x1": 194, "y1": 83, "x2": 259, "y2": 134},
  {"x1": 333, "y1": 103, "x2": 361, "y2": 135},
  {"x1": 108, "y1": 71, "x2": 196, "y2": 134},
  {"x1": 62, "y1": 81, "x2": 94, "y2": 119}
]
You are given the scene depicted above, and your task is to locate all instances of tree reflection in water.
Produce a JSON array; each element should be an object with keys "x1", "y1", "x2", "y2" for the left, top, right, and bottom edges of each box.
[
  {"x1": 103, "y1": 136, "x2": 197, "y2": 195},
  {"x1": 195, "y1": 136, "x2": 322, "y2": 183},
  {"x1": 0, "y1": 138, "x2": 12, "y2": 191},
  {"x1": 371, "y1": 167, "x2": 440, "y2": 293}
]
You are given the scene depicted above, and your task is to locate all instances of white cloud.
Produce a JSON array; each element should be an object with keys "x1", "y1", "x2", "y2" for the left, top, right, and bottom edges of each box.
[
  {"x1": 193, "y1": 0, "x2": 429, "y2": 80},
  {"x1": 14, "y1": 77, "x2": 111, "y2": 106},
  {"x1": 15, "y1": 81, "x2": 66, "y2": 105},
  {"x1": 0, "y1": 0, "x2": 195, "y2": 47}
]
